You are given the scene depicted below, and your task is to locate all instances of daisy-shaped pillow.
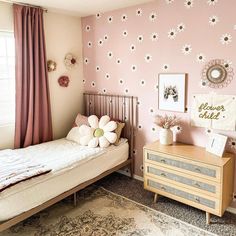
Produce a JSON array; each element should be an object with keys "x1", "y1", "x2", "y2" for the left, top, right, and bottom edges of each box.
[{"x1": 79, "y1": 115, "x2": 117, "y2": 148}]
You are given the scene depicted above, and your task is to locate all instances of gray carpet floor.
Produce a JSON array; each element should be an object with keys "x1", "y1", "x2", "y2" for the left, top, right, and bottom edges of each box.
[{"x1": 96, "y1": 172, "x2": 236, "y2": 236}]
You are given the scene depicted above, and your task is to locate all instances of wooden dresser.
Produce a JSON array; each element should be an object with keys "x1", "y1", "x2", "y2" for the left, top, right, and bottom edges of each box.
[{"x1": 143, "y1": 141, "x2": 235, "y2": 224}]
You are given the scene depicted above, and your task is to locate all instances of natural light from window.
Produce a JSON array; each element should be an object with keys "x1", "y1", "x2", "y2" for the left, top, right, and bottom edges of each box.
[{"x1": 0, "y1": 31, "x2": 15, "y2": 126}]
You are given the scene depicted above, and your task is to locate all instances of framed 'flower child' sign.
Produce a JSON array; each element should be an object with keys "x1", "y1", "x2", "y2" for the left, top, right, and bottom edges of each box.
[
  {"x1": 158, "y1": 73, "x2": 186, "y2": 112},
  {"x1": 191, "y1": 94, "x2": 236, "y2": 131}
]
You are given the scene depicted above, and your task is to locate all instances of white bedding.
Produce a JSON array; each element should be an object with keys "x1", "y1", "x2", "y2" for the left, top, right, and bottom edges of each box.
[{"x1": 0, "y1": 138, "x2": 129, "y2": 221}]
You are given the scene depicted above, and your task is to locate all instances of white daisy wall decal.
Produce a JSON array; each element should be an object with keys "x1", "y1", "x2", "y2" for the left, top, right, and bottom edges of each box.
[
  {"x1": 149, "y1": 107, "x2": 154, "y2": 115},
  {"x1": 196, "y1": 53, "x2": 206, "y2": 63},
  {"x1": 168, "y1": 28, "x2": 177, "y2": 39},
  {"x1": 162, "y1": 64, "x2": 170, "y2": 71},
  {"x1": 121, "y1": 14, "x2": 128, "y2": 22},
  {"x1": 131, "y1": 65, "x2": 137, "y2": 72},
  {"x1": 144, "y1": 54, "x2": 152, "y2": 63},
  {"x1": 173, "y1": 125, "x2": 182, "y2": 133},
  {"x1": 96, "y1": 66, "x2": 100, "y2": 72},
  {"x1": 98, "y1": 39, "x2": 104, "y2": 46},
  {"x1": 84, "y1": 57, "x2": 89, "y2": 64},
  {"x1": 139, "y1": 165, "x2": 144, "y2": 172},
  {"x1": 96, "y1": 13, "x2": 101, "y2": 19},
  {"x1": 137, "y1": 35, "x2": 144, "y2": 42},
  {"x1": 91, "y1": 81, "x2": 96, "y2": 87},
  {"x1": 104, "y1": 35, "x2": 109, "y2": 41},
  {"x1": 107, "y1": 16, "x2": 113, "y2": 23},
  {"x1": 220, "y1": 34, "x2": 232, "y2": 45},
  {"x1": 116, "y1": 58, "x2": 122, "y2": 64},
  {"x1": 184, "y1": 0, "x2": 194, "y2": 9},
  {"x1": 133, "y1": 149, "x2": 138, "y2": 155},
  {"x1": 85, "y1": 25, "x2": 91, "y2": 32},
  {"x1": 122, "y1": 30, "x2": 128, "y2": 37},
  {"x1": 136, "y1": 8, "x2": 142, "y2": 16},
  {"x1": 138, "y1": 124, "x2": 142, "y2": 130},
  {"x1": 150, "y1": 32, "x2": 159, "y2": 41},
  {"x1": 124, "y1": 88, "x2": 129, "y2": 94},
  {"x1": 105, "y1": 73, "x2": 110, "y2": 80},
  {"x1": 149, "y1": 12, "x2": 157, "y2": 22},
  {"x1": 87, "y1": 41, "x2": 92, "y2": 48},
  {"x1": 228, "y1": 138, "x2": 236, "y2": 150},
  {"x1": 182, "y1": 44, "x2": 192, "y2": 55},
  {"x1": 209, "y1": 16, "x2": 219, "y2": 26},
  {"x1": 130, "y1": 44, "x2": 136, "y2": 52},
  {"x1": 82, "y1": 79, "x2": 86, "y2": 84},
  {"x1": 107, "y1": 51, "x2": 113, "y2": 59},
  {"x1": 151, "y1": 126, "x2": 156, "y2": 132},
  {"x1": 223, "y1": 60, "x2": 232, "y2": 69},
  {"x1": 205, "y1": 128, "x2": 212, "y2": 135},
  {"x1": 177, "y1": 23, "x2": 185, "y2": 32},
  {"x1": 119, "y1": 79, "x2": 124, "y2": 85},
  {"x1": 166, "y1": 0, "x2": 174, "y2": 4},
  {"x1": 200, "y1": 79, "x2": 208, "y2": 88},
  {"x1": 140, "y1": 79, "x2": 146, "y2": 86},
  {"x1": 102, "y1": 88, "x2": 107, "y2": 94},
  {"x1": 207, "y1": 0, "x2": 218, "y2": 6}
]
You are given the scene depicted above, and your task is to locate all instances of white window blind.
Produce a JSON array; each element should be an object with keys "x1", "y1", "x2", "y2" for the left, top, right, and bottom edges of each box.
[{"x1": 0, "y1": 31, "x2": 15, "y2": 126}]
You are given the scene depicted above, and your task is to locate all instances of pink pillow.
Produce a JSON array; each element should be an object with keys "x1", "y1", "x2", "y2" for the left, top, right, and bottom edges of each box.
[{"x1": 74, "y1": 113, "x2": 89, "y2": 127}]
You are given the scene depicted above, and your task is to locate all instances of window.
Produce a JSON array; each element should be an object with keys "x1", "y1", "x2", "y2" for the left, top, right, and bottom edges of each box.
[{"x1": 0, "y1": 32, "x2": 15, "y2": 126}]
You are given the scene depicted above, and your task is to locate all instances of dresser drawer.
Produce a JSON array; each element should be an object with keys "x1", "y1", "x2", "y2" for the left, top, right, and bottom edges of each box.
[
  {"x1": 144, "y1": 177, "x2": 219, "y2": 214},
  {"x1": 145, "y1": 164, "x2": 220, "y2": 197},
  {"x1": 145, "y1": 151, "x2": 221, "y2": 182}
]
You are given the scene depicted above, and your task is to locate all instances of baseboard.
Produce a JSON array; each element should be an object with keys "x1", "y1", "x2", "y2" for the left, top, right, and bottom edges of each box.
[
  {"x1": 116, "y1": 170, "x2": 236, "y2": 215},
  {"x1": 116, "y1": 170, "x2": 144, "y2": 181},
  {"x1": 227, "y1": 207, "x2": 236, "y2": 215}
]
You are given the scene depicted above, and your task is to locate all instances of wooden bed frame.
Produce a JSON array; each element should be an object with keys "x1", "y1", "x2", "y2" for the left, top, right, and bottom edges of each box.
[{"x1": 0, "y1": 92, "x2": 138, "y2": 232}]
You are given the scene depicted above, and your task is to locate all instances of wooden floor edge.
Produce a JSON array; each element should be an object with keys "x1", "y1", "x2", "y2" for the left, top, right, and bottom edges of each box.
[{"x1": 0, "y1": 159, "x2": 131, "y2": 232}]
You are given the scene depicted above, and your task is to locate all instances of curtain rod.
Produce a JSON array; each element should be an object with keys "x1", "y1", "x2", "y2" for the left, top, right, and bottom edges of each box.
[{"x1": 0, "y1": 0, "x2": 48, "y2": 12}]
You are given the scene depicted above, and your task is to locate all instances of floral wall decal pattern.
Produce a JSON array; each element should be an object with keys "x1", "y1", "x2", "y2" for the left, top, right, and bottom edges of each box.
[{"x1": 82, "y1": 1, "x2": 236, "y2": 182}]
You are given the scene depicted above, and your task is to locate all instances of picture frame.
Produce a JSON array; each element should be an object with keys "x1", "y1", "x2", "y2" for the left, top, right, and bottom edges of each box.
[
  {"x1": 206, "y1": 133, "x2": 228, "y2": 157},
  {"x1": 158, "y1": 73, "x2": 186, "y2": 112}
]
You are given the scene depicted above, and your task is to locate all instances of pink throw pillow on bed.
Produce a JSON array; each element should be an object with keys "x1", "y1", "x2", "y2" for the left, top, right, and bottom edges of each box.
[{"x1": 74, "y1": 113, "x2": 89, "y2": 127}]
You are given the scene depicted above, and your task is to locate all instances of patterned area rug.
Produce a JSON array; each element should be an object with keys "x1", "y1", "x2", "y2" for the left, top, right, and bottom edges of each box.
[{"x1": 1, "y1": 186, "x2": 216, "y2": 236}]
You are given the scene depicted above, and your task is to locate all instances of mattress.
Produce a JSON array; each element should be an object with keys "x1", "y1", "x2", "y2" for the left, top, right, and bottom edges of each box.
[{"x1": 0, "y1": 139, "x2": 129, "y2": 221}]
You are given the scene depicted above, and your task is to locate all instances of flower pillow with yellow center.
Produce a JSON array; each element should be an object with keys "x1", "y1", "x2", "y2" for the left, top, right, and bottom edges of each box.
[{"x1": 79, "y1": 115, "x2": 117, "y2": 148}]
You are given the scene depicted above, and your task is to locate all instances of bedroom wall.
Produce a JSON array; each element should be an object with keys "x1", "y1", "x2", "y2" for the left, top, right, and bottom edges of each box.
[
  {"x1": 0, "y1": 2, "x2": 84, "y2": 149},
  {"x1": 81, "y1": 0, "x2": 236, "y2": 205}
]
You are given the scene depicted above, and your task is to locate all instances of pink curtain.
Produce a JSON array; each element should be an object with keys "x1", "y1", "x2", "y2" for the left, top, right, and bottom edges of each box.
[{"x1": 13, "y1": 4, "x2": 53, "y2": 148}]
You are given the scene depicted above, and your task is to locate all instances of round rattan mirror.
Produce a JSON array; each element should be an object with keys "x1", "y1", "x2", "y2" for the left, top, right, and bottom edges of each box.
[
  {"x1": 201, "y1": 59, "x2": 234, "y2": 88},
  {"x1": 206, "y1": 64, "x2": 227, "y2": 84}
]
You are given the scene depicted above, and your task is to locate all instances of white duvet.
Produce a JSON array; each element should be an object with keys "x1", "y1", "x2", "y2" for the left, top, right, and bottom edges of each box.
[{"x1": 15, "y1": 138, "x2": 106, "y2": 173}]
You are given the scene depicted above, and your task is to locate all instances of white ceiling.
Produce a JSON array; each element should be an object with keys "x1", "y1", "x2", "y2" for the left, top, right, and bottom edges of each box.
[{"x1": 9, "y1": 0, "x2": 153, "y2": 17}]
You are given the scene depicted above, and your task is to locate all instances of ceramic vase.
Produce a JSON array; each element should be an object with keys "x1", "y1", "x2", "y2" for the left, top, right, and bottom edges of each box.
[{"x1": 159, "y1": 128, "x2": 173, "y2": 145}]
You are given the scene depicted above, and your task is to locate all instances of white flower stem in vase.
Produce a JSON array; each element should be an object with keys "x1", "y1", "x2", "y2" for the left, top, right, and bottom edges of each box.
[{"x1": 159, "y1": 128, "x2": 173, "y2": 145}]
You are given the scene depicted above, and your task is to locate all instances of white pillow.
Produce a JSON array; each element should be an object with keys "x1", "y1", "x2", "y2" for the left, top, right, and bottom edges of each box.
[
  {"x1": 66, "y1": 127, "x2": 81, "y2": 144},
  {"x1": 79, "y1": 115, "x2": 117, "y2": 148}
]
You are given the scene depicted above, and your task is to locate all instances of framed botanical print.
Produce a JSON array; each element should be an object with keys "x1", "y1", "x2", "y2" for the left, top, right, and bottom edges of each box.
[{"x1": 158, "y1": 73, "x2": 186, "y2": 112}]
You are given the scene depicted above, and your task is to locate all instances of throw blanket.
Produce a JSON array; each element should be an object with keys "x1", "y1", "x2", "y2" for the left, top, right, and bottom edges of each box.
[{"x1": 0, "y1": 150, "x2": 51, "y2": 192}]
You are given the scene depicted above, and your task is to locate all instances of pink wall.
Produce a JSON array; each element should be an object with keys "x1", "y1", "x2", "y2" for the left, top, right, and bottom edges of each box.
[{"x1": 81, "y1": 0, "x2": 236, "y2": 203}]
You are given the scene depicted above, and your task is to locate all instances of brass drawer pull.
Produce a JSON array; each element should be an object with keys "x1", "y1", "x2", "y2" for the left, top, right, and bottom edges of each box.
[
  {"x1": 194, "y1": 197, "x2": 200, "y2": 203},
  {"x1": 161, "y1": 159, "x2": 166, "y2": 163},
  {"x1": 195, "y1": 167, "x2": 201, "y2": 173},
  {"x1": 161, "y1": 186, "x2": 166, "y2": 191},
  {"x1": 194, "y1": 182, "x2": 200, "y2": 188},
  {"x1": 161, "y1": 173, "x2": 167, "y2": 177}
]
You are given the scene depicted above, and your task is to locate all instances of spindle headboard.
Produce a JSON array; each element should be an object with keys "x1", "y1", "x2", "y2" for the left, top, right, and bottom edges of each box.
[{"x1": 83, "y1": 92, "x2": 138, "y2": 170}]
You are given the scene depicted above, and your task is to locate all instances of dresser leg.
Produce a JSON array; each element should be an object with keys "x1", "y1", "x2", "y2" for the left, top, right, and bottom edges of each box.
[
  {"x1": 73, "y1": 193, "x2": 77, "y2": 207},
  {"x1": 154, "y1": 193, "x2": 158, "y2": 203},
  {"x1": 206, "y1": 212, "x2": 210, "y2": 224}
]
